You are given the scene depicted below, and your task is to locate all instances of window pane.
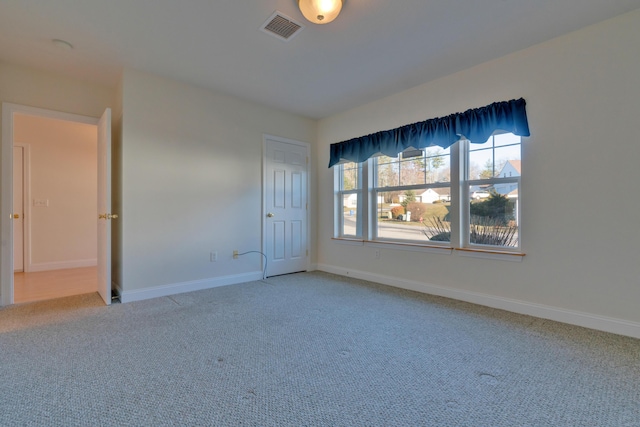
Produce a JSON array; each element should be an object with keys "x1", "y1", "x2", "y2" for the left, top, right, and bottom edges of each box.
[
  {"x1": 469, "y1": 149, "x2": 495, "y2": 179},
  {"x1": 468, "y1": 185, "x2": 519, "y2": 248},
  {"x1": 469, "y1": 136, "x2": 521, "y2": 179},
  {"x1": 376, "y1": 187, "x2": 451, "y2": 243},
  {"x1": 377, "y1": 148, "x2": 450, "y2": 187},
  {"x1": 494, "y1": 133, "x2": 521, "y2": 147},
  {"x1": 399, "y1": 158, "x2": 425, "y2": 186},
  {"x1": 494, "y1": 146, "x2": 521, "y2": 178},
  {"x1": 376, "y1": 156, "x2": 400, "y2": 187},
  {"x1": 469, "y1": 139, "x2": 493, "y2": 152},
  {"x1": 342, "y1": 194, "x2": 358, "y2": 236},
  {"x1": 342, "y1": 162, "x2": 358, "y2": 191},
  {"x1": 424, "y1": 147, "x2": 450, "y2": 183}
]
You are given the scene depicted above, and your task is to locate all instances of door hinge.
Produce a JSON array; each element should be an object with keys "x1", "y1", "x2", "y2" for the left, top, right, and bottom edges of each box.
[
  {"x1": 306, "y1": 249, "x2": 309, "y2": 257},
  {"x1": 306, "y1": 156, "x2": 309, "y2": 165}
]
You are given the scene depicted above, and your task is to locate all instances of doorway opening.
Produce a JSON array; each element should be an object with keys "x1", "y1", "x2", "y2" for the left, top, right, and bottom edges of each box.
[
  {"x1": 13, "y1": 114, "x2": 97, "y2": 303},
  {"x1": 1, "y1": 103, "x2": 112, "y2": 306}
]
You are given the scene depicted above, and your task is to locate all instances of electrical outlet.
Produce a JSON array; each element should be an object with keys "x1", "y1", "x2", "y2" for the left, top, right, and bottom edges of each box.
[
  {"x1": 374, "y1": 250, "x2": 380, "y2": 260},
  {"x1": 233, "y1": 250, "x2": 239, "y2": 259},
  {"x1": 210, "y1": 251, "x2": 218, "y2": 262}
]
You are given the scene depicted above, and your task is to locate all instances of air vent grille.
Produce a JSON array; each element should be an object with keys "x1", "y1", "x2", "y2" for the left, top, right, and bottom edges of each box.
[
  {"x1": 402, "y1": 149, "x2": 424, "y2": 159},
  {"x1": 261, "y1": 12, "x2": 304, "y2": 41}
]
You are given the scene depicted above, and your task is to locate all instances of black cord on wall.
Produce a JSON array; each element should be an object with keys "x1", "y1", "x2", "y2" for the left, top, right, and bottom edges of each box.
[{"x1": 237, "y1": 251, "x2": 268, "y2": 280}]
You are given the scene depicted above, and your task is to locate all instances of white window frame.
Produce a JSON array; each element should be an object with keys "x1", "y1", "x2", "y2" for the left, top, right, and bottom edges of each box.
[
  {"x1": 334, "y1": 162, "x2": 364, "y2": 238},
  {"x1": 460, "y1": 135, "x2": 522, "y2": 252}
]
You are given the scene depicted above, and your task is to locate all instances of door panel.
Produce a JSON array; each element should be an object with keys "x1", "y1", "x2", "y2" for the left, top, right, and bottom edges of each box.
[
  {"x1": 290, "y1": 220, "x2": 302, "y2": 259},
  {"x1": 274, "y1": 170, "x2": 285, "y2": 208},
  {"x1": 291, "y1": 172, "x2": 302, "y2": 208},
  {"x1": 273, "y1": 221, "x2": 286, "y2": 260},
  {"x1": 264, "y1": 137, "x2": 308, "y2": 277}
]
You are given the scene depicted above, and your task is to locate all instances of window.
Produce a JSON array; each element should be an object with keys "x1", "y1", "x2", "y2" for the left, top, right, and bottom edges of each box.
[
  {"x1": 374, "y1": 147, "x2": 451, "y2": 243},
  {"x1": 464, "y1": 133, "x2": 521, "y2": 249},
  {"x1": 334, "y1": 133, "x2": 522, "y2": 252},
  {"x1": 335, "y1": 162, "x2": 361, "y2": 238}
]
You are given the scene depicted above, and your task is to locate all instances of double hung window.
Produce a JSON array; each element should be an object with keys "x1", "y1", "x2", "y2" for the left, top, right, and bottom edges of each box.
[
  {"x1": 464, "y1": 133, "x2": 521, "y2": 249},
  {"x1": 335, "y1": 162, "x2": 361, "y2": 238},
  {"x1": 373, "y1": 148, "x2": 451, "y2": 243}
]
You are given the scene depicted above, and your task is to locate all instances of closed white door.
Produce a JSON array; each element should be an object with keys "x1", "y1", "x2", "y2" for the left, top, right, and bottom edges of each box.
[
  {"x1": 97, "y1": 108, "x2": 112, "y2": 305},
  {"x1": 13, "y1": 146, "x2": 24, "y2": 272},
  {"x1": 264, "y1": 137, "x2": 309, "y2": 277}
]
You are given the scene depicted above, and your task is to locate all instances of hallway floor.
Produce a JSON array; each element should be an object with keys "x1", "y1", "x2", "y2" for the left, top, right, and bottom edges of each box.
[{"x1": 14, "y1": 267, "x2": 97, "y2": 304}]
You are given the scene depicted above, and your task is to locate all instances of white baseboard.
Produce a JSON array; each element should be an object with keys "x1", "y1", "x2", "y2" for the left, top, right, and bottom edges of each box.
[
  {"x1": 316, "y1": 264, "x2": 640, "y2": 339},
  {"x1": 119, "y1": 271, "x2": 263, "y2": 303},
  {"x1": 28, "y1": 258, "x2": 97, "y2": 272}
]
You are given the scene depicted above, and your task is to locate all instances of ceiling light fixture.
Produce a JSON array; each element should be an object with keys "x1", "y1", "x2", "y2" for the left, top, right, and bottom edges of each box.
[
  {"x1": 52, "y1": 39, "x2": 74, "y2": 50},
  {"x1": 298, "y1": 0, "x2": 343, "y2": 24}
]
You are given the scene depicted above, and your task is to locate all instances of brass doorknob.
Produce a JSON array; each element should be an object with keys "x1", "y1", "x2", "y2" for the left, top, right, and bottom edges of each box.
[
  {"x1": 12, "y1": 214, "x2": 19, "y2": 219},
  {"x1": 267, "y1": 213, "x2": 275, "y2": 218},
  {"x1": 99, "y1": 213, "x2": 118, "y2": 220}
]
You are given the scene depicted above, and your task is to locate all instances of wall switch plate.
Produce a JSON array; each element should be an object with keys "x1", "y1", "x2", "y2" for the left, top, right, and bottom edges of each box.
[{"x1": 33, "y1": 199, "x2": 49, "y2": 207}]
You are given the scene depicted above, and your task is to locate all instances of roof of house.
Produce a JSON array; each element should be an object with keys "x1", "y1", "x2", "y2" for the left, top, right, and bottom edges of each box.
[
  {"x1": 504, "y1": 160, "x2": 522, "y2": 174},
  {"x1": 418, "y1": 188, "x2": 451, "y2": 196}
]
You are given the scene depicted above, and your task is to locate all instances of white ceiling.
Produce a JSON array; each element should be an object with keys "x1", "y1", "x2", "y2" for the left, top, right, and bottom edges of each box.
[{"x1": 1, "y1": 1, "x2": 639, "y2": 119}]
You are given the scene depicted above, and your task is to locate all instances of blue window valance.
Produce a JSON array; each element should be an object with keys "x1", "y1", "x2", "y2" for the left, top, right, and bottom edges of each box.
[{"x1": 328, "y1": 98, "x2": 530, "y2": 168}]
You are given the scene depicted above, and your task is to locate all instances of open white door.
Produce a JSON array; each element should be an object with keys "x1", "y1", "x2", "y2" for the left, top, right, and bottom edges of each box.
[
  {"x1": 13, "y1": 146, "x2": 24, "y2": 272},
  {"x1": 263, "y1": 136, "x2": 309, "y2": 277},
  {"x1": 97, "y1": 108, "x2": 112, "y2": 305}
]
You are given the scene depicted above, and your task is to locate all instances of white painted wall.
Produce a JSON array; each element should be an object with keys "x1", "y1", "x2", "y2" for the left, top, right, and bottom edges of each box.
[
  {"x1": 13, "y1": 115, "x2": 97, "y2": 269},
  {"x1": 317, "y1": 10, "x2": 640, "y2": 328},
  {"x1": 0, "y1": 62, "x2": 114, "y2": 118},
  {"x1": 118, "y1": 69, "x2": 316, "y2": 293}
]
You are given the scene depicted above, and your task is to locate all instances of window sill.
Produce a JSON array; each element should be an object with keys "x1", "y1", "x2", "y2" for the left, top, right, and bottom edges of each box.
[
  {"x1": 331, "y1": 237, "x2": 364, "y2": 246},
  {"x1": 331, "y1": 238, "x2": 525, "y2": 260},
  {"x1": 365, "y1": 240, "x2": 453, "y2": 255},
  {"x1": 455, "y1": 247, "x2": 525, "y2": 262}
]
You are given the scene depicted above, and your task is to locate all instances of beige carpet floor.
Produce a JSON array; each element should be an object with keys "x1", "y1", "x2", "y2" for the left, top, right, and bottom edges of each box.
[{"x1": 1, "y1": 271, "x2": 639, "y2": 426}]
